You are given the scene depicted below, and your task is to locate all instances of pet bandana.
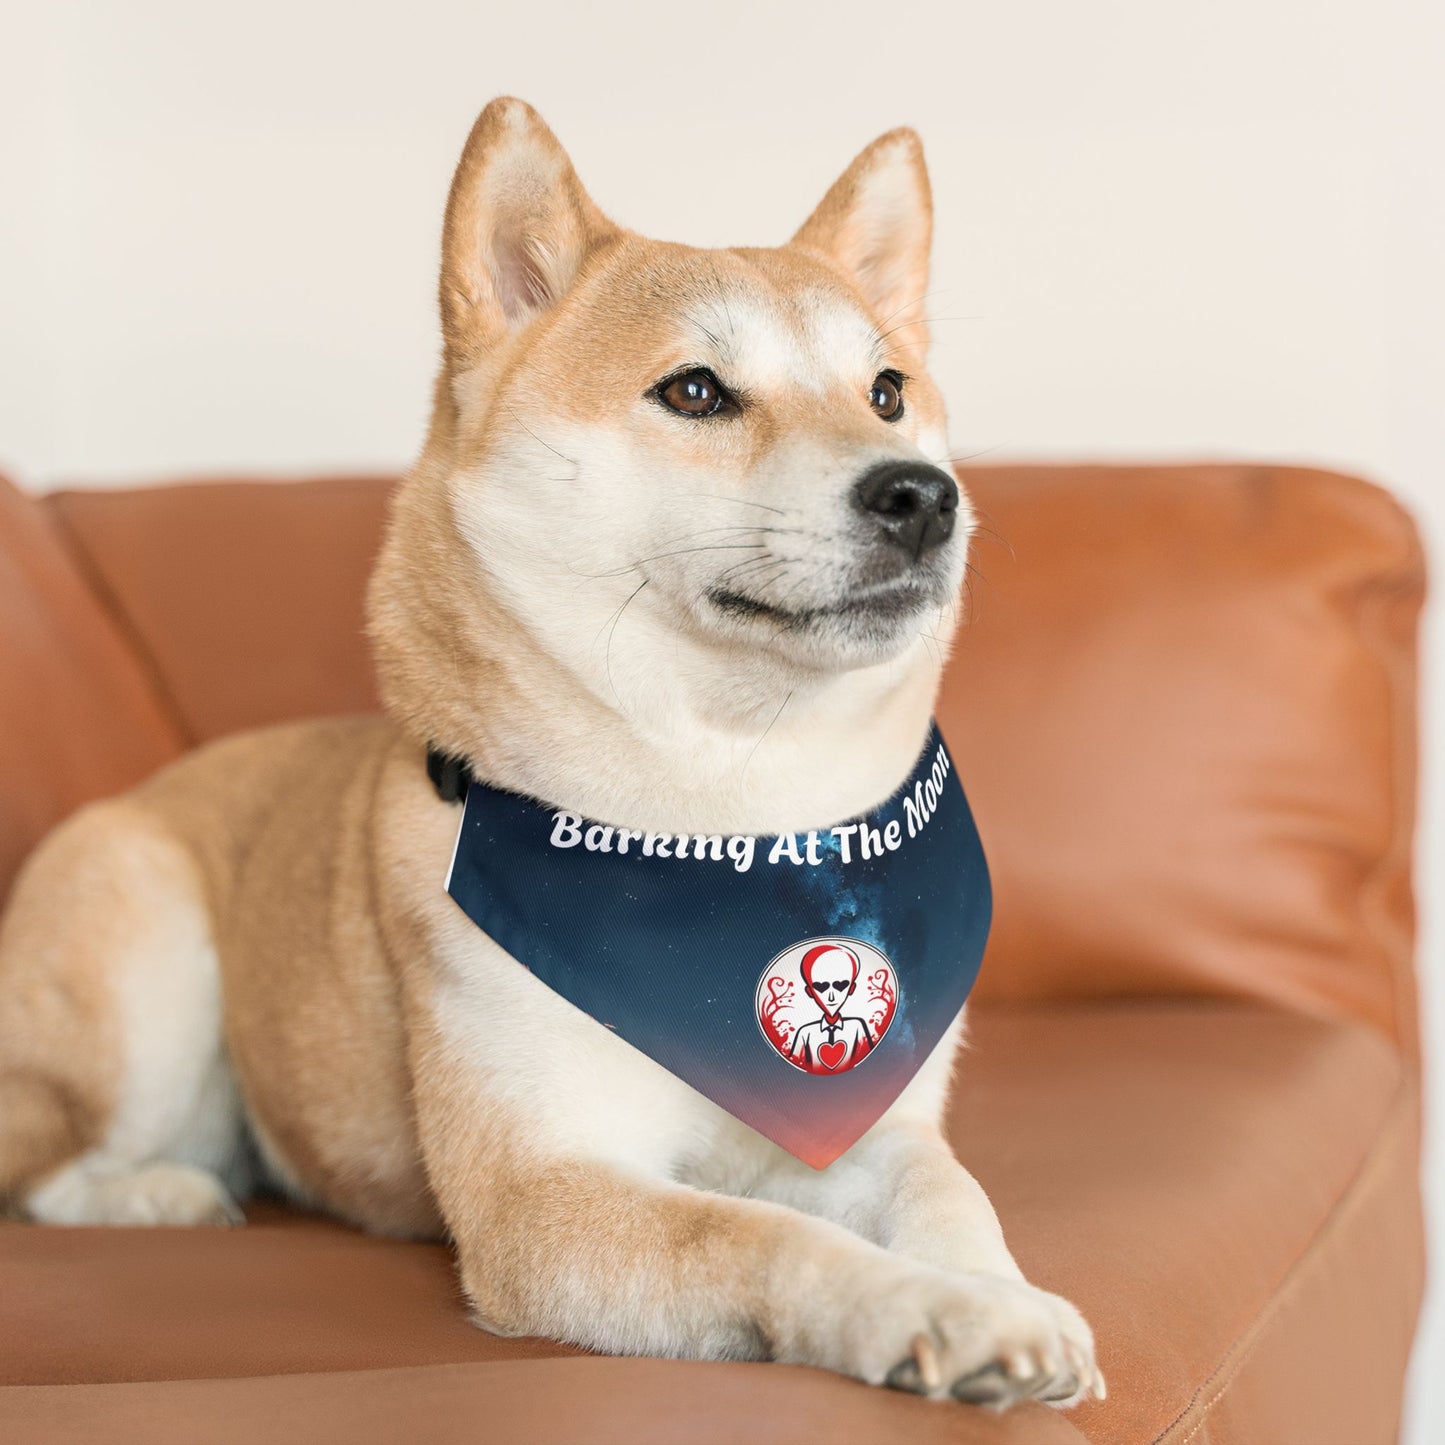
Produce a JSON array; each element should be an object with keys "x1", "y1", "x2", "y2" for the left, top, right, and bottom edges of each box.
[{"x1": 443, "y1": 723, "x2": 990, "y2": 1168}]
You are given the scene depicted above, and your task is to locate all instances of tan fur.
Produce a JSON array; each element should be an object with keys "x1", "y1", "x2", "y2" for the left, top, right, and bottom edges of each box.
[
  {"x1": 0, "y1": 803, "x2": 160, "y2": 1195},
  {"x1": 0, "y1": 98, "x2": 1101, "y2": 1405},
  {"x1": 792, "y1": 127, "x2": 936, "y2": 353}
]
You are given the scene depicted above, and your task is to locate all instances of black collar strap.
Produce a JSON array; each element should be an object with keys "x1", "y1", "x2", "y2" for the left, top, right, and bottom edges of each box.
[{"x1": 426, "y1": 746, "x2": 474, "y2": 804}]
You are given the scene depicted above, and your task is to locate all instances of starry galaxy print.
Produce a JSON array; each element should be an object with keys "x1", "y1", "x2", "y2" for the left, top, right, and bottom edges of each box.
[{"x1": 444, "y1": 722, "x2": 990, "y2": 1168}]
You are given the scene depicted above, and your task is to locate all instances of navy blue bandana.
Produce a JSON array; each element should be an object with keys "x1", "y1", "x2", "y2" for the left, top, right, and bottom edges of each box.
[{"x1": 445, "y1": 723, "x2": 990, "y2": 1168}]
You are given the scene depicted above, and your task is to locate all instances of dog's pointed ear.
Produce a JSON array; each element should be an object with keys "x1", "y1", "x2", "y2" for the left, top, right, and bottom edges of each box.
[
  {"x1": 790, "y1": 128, "x2": 933, "y2": 351},
  {"x1": 440, "y1": 98, "x2": 618, "y2": 365}
]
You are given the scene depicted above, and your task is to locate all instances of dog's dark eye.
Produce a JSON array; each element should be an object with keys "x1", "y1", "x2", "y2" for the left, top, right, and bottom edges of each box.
[
  {"x1": 869, "y1": 371, "x2": 905, "y2": 421},
  {"x1": 658, "y1": 369, "x2": 726, "y2": 417}
]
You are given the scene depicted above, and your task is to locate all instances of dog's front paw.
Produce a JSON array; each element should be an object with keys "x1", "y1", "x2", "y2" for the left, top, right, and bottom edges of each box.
[{"x1": 838, "y1": 1268, "x2": 1104, "y2": 1409}]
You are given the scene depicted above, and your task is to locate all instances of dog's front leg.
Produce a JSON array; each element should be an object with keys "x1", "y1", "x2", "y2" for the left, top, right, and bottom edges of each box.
[
  {"x1": 429, "y1": 1137, "x2": 1099, "y2": 1405},
  {"x1": 757, "y1": 1117, "x2": 1022, "y2": 1277},
  {"x1": 750, "y1": 1118, "x2": 1105, "y2": 1406},
  {"x1": 411, "y1": 1029, "x2": 1093, "y2": 1404}
]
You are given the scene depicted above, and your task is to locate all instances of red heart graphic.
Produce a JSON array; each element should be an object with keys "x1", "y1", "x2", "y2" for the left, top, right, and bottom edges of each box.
[{"x1": 818, "y1": 1040, "x2": 847, "y2": 1070}]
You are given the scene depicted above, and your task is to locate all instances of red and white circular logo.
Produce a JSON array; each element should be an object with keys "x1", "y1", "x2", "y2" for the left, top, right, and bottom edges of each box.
[{"x1": 755, "y1": 937, "x2": 898, "y2": 1075}]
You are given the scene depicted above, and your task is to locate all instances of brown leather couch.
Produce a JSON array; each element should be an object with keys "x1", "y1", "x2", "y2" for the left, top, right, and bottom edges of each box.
[{"x1": 0, "y1": 462, "x2": 1426, "y2": 1444}]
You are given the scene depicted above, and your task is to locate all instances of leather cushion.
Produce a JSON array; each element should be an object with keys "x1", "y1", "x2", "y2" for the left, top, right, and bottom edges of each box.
[
  {"x1": 0, "y1": 473, "x2": 183, "y2": 904},
  {"x1": 46, "y1": 476, "x2": 389, "y2": 744},
  {"x1": 0, "y1": 1003, "x2": 1418, "y2": 1444},
  {"x1": 945, "y1": 464, "x2": 1422, "y2": 1052}
]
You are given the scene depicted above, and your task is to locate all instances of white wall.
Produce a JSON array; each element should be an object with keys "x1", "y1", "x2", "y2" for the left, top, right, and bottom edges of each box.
[{"x1": 1, "y1": 0, "x2": 1440, "y2": 1433}]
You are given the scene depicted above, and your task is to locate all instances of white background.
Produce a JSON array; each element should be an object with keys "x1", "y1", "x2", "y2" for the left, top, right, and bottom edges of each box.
[{"x1": 1, "y1": 2, "x2": 1440, "y2": 1434}]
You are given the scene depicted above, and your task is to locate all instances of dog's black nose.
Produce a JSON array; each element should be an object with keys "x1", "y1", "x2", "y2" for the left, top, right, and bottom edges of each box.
[{"x1": 852, "y1": 461, "x2": 960, "y2": 559}]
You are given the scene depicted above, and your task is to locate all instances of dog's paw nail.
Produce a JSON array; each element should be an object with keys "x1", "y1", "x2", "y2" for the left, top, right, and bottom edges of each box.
[
  {"x1": 1091, "y1": 1366, "x2": 1108, "y2": 1401},
  {"x1": 1001, "y1": 1347, "x2": 1035, "y2": 1381},
  {"x1": 213, "y1": 1196, "x2": 246, "y2": 1228},
  {"x1": 951, "y1": 1362, "x2": 1013, "y2": 1406},
  {"x1": 1040, "y1": 1373, "x2": 1081, "y2": 1404},
  {"x1": 910, "y1": 1331, "x2": 942, "y2": 1392}
]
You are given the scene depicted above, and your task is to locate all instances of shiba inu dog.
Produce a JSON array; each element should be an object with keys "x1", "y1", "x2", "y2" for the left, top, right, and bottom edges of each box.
[{"x1": 0, "y1": 98, "x2": 1102, "y2": 1408}]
